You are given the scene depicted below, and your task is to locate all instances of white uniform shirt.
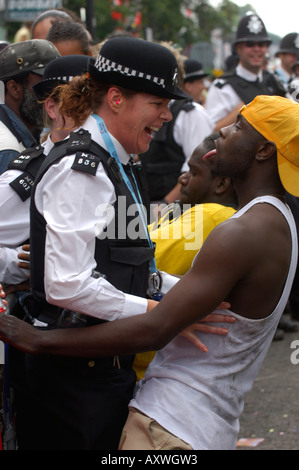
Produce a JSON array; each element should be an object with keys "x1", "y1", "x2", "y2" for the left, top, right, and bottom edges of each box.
[
  {"x1": 34, "y1": 115, "x2": 178, "y2": 321},
  {"x1": 205, "y1": 64, "x2": 263, "y2": 126},
  {"x1": 173, "y1": 101, "x2": 213, "y2": 172},
  {"x1": 0, "y1": 136, "x2": 53, "y2": 284}
]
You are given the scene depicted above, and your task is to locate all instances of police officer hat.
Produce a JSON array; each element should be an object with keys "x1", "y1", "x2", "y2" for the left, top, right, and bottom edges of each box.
[
  {"x1": 33, "y1": 55, "x2": 95, "y2": 101},
  {"x1": 234, "y1": 13, "x2": 272, "y2": 46},
  {"x1": 0, "y1": 39, "x2": 60, "y2": 82},
  {"x1": 89, "y1": 37, "x2": 186, "y2": 100},
  {"x1": 276, "y1": 33, "x2": 299, "y2": 56},
  {"x1": 183, "y1": 59, "x2": 209, "y2": 82}
]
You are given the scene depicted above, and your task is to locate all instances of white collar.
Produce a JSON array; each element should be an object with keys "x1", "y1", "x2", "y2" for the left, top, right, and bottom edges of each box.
[
  {"x1": 42, "y1": 134, "x2": 55, "y2": 156},
  {"x1": 236, "y1": 63, "x2": 263, "y2": 82},
  {"x1": 82, "y1": 114, "x2": 132, "y2": 165}
]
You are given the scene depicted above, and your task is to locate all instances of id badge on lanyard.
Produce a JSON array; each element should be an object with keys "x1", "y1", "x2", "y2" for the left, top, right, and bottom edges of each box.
[{"x1": 92, "y1": 114, "x2": 163, "y2": 300}]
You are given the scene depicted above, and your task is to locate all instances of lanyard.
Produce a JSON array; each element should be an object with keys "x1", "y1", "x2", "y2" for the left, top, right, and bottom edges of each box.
[
  {"x1": 92, "y1": 113, "x2": 158, "y2": 277},
  {"x1": 275, "y1": 69, "x2": 289, "y2": 85}
]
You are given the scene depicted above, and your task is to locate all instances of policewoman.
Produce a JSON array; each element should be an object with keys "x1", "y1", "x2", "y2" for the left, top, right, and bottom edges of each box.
[
  {"x1": 24, "y1": 37, "x2": 186, "y2": 450},
  {"x1": 183, "y1": 58, "x2": 210, "y2": 105},
  {"x1": 275, "y1": 32, "x2": 299, "y2": 91},
  {"x1": 0, "y1": 55, "x2": 93, "y2": 288},
  {"x1": 0, "y1": 55, "x2": 94, "y2": 450}
]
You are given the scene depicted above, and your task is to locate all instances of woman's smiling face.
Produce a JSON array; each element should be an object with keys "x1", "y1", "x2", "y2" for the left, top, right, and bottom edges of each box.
[{"x1": 114, "y1": 92, "x2": 172, "y2": 155}]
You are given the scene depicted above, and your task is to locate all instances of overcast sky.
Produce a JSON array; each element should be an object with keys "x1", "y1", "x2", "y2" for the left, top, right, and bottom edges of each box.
[{"x1": 211, "y1": 0, "x2": 299, "y2": 38}]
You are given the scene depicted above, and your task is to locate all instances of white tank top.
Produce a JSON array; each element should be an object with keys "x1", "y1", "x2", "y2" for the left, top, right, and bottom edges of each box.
[{"x1": 130, "y1": 196, "x2": 298, "y2": 450}]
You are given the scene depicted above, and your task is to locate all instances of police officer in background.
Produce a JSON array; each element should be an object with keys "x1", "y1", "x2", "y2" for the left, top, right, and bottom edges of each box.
[
  {"x1": 205, "y1": 13, "x2": 286, "y2": 131},
  {"x1": 183, "y1": 58, "x2": 210, "y2": 105},
  {"x1": 0, "y1": 54, "x2": 94, "y2": 450},
  {"x1": 0, "y1": 40, "x2": 60, "y2": 174},
  {"x1": 0, "y1": 55, "x2": 94, "y2": 291},
  {"x1": 275, "y1": 33, "x2": 299, "y2": 92}
]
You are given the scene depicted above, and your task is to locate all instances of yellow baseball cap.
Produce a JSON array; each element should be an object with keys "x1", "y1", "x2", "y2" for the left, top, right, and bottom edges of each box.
[{"x1": 240, "y1": 95, "x2": 299, "y2": 197}]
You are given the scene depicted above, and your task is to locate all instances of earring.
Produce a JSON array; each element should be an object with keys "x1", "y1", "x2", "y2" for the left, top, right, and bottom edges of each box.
[{"x1": 115, "y1": 100, "x2": 121, "y2": 105}]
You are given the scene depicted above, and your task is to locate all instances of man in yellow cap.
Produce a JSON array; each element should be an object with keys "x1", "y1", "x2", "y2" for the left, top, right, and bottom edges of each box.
[{"x1": 1, "y1": 95, "x2": 299, "y2": 450}]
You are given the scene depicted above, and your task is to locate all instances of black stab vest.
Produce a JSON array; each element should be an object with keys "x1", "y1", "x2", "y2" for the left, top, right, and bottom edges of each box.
[
  {"x1": 216, "y1": 71, "x2": 286, "y2": 104},
  {"x1": 29, "y1": 129, "x2": 154, "y2": 326},
  {"x1": 139, "y1": 98, "x2": 195, "y2": 201},
  {"x1": 6, "y1": 145, "x2": 45, "y2": 245},
  {"x1": 7, "y1": 144, "x2": 45, "y2": 202}
]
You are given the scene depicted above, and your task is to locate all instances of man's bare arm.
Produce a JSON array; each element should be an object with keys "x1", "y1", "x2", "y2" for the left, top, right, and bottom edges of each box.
[{"x1": 0, "y1": 219, "x2": 247, "y2": 357}]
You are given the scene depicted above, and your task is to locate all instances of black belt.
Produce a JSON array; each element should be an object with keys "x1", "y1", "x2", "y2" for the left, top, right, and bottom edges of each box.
[
  {"x1": 33, "y1": 307, "x2": 106, "y2": 330},
  {"x1": 46, "y1": 352, "x2": 135, "y2": 373},
  {"x1": 31, "y1": 308, "x2": 135, "y2": 371}
]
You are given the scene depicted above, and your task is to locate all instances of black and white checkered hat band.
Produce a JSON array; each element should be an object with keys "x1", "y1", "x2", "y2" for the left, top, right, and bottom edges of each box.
[
  {"x1": 184, "y1": 70, "x2": 205, "y2": 79},
  {"x1": 94, "y1": 54, "x2": 172, "y2": 88},
  {"x1": 45, "y1": 75, "x2": 74, "y2": 82}
]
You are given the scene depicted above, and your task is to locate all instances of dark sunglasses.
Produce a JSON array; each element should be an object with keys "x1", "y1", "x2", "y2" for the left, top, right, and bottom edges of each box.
[{"x1": 244, "y1": 41, "x2": 268, "y2": 48}]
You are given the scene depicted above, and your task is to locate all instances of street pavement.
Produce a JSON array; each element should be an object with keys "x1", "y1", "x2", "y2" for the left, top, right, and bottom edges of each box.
[{"x1": 237, "y1": 316, "x2": 299, "y2": 451}]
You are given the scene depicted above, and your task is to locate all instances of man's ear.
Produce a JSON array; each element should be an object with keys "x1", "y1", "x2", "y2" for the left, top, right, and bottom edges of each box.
[
  {"x1": 5, "y1": 79, "x2": 23, "y2": 100},
  {"x1": 184, "y1": 82, "x2": 192, "y2": 95},
  {"x1": 256, "y1": 140, "x2": 277, "y2": 162},
  {"x1": 215, "y1": 176, "x2": 232, "y2": 195}
]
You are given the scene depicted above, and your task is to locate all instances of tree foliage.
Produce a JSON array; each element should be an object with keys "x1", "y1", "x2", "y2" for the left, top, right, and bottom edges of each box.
[{"x1": 53, "y1": 0, "x2": 254, "y2": 46}]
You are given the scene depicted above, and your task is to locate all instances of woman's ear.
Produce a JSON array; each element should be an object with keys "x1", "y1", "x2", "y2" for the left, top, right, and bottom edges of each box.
[
  {"x1": 256, "y1": 140, "x2": 277, "y2": 162},
  {"x1": 107, "y1": 87, "x2": 123, "y2": 111},
  {"x1": 44, "y1": 97, "x2": 57, "y2": 120}
]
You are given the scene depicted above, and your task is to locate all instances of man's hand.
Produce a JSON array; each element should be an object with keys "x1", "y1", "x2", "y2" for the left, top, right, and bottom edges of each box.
[
  {"x1": 0, "y1": 314, "x2": 39, "y2": 355},
  {"x1": 147, "y1": 298, "x2": 235, "y2": 352},
  {"x1": 0, "y1": 284, "x2": 7, "y2": 307},
  {"x1": 147, "y1": 299, "x2": 159, "y2": 311},
  {"x1": 17, "y1": 244, "x2": 30, "y2": 272},
  {"x1": 180, "y1": 302, "x2": 235, "y2": 352},
  {"x1": 4, "y1": 280, "x2": 30, "y2": 295}
]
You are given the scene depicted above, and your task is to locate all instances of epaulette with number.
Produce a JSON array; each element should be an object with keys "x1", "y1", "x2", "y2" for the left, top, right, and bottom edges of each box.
[
  {"x1": 71, "y1": 151, "x2": 100, "y2": 176},
  {"x1": 214, "y1": 78, "x2": 229, "y2": 89},
  {"x1": 170, "y1": 97, "x2": 195, "y2": 115},
  {"x1": 36, "y1": 129, "x2": 128, "y2": 191},
  {"x1": 67, "y1": 129, "x2": 103, "y2": 177},
  {"x1": 181, "y1": 98, "x2": 195, "y2": 112},
  {"x1": 8, "y1": 145, "x2": 45, "y2": 201}
]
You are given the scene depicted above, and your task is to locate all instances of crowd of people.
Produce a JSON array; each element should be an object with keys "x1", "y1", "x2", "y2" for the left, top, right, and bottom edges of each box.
[{"x1": 0, "y1": 7, "x2": 298, "y2": 451}]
